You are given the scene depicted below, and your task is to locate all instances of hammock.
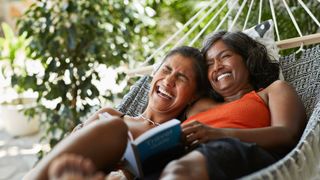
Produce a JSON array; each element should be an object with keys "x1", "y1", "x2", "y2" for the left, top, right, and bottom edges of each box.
[
  {"x1": 116, "y1": 45, "x2": 320, "y2": 179},
  {"x1": 116, "y1": 1, "x2": 320, "y2": 179},
  {"x1": 242, "y1": 45, "x2": 320, "y2": 179}
]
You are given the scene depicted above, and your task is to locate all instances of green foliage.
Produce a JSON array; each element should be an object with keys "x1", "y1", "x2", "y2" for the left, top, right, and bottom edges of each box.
[
  {"x1": 15, "y1": 0, "x2": 166, "y2": 157},
  {"x1": 236, "y1": 0, "x2": 320, "y2": 55},
  {"x1": 0, "y1": 23, "x2": 33, "y2": 95}
]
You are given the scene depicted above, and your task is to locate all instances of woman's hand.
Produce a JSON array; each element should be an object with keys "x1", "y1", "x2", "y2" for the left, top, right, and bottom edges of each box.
[{"x1": 182, "y1": 120, "x2": 226, "y2": 148}]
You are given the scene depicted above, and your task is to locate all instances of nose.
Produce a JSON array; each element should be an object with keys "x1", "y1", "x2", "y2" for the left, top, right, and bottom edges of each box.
[
  {"x1": 212, "y1": 59, "x2": 222, "y2": 72},
  {"x1": 163, "y1": 74, "x2": 175, "y2": 88}
]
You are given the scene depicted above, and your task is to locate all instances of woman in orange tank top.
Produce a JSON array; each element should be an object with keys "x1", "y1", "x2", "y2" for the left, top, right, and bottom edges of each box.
[{"x1": 161, "y1": 31, "x2": 307, "y2": 180}]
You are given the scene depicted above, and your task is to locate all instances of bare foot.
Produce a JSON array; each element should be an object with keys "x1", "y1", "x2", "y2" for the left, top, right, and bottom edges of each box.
[{"x1": 48, "y1": 154, "x2": 105, "y2": 180}]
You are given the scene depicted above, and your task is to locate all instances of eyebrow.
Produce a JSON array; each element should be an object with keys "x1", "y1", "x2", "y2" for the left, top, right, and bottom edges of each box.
[
  {"x1": 177, "y1": 72, "x2": 189, "y2": 81},
  {"x1": 164, "y1": 65, "x2": 172, "y2": 71},
  {"x1": 164, "y1": 64, "x2": 189, "y2": 80}
]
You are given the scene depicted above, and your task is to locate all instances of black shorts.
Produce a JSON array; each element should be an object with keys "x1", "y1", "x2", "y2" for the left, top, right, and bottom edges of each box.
[{"x1": 196, "y1": 138, "x2": 280, "y2": 180}]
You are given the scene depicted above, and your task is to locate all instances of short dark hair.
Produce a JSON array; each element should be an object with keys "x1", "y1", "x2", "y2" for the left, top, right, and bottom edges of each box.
[
  {"x1": 162, "y1": 46, "x2": 210, "y2": 96},
  {"x1": 201, "y1": 31, "x2": 279, "y2": 99}
]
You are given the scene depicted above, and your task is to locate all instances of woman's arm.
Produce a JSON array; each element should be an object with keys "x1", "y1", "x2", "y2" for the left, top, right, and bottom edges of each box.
[{"x1": 183, "y1": 80, "x2": 307, "y2": 154}]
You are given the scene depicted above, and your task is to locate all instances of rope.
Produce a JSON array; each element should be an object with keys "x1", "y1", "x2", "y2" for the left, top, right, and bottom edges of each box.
[
  {"x1": 173, "y1": 1, "x2": 218, "y2": 48},
  {"x1": 258, "y1": 0, "x2": 263, "y2": 24},
  {"x1": 172, "y1": 0, "x2": 222, "y2": 48},
  {"x1": 140, "y1": 0, "x2": 213, "y2": 66},
  {"x1": 289, "y1": 156, "x2": 300, "y2": 179},
  {"x1": 188, "y1": 0, "x2": 224, "y2": 46},
  {"x1": 298, "y1": 0, "x2": 320, "y2": 28},
  {"x1": 275, "y1": 166, "x2": 285, "y2": 179},
  {"x1": 189, "y1": 0, "x2": 229, "y2": 46},
  {"x1": 268, "y1": 0, "x2": 280, "y2": 41},
  {"x1": 228, "y1": 0, "x2": 248, "y2": 31},
  {"x1": 297, "y1": 149, "x2": 308, "y2": 179},
  {"x1": 281, "y1": 0, "x2": 303, "y2": 37},
  {"x1": 215, "y1": 0, "x2": 239, "y2": 32},
  {"x1": 302, "y1": 141, "x2": 314, "y2": 176},
  {"x1": 242, "y1": 0, "x2": 254, "y2": 30}
]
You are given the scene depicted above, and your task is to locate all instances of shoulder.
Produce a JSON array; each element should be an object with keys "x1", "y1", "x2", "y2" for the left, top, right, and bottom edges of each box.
[
  {"x1": 268, "y1": 80, "x2": 292, "y2": 90},
  {"x1": 186, "y1": 97, "x2": 218, "y2": 118},
  {"x1": 258, "y1": 80, "x2": 303, "y2": 109},
  {"x1": 260, "y1": 80, "x2": 294, "y2": 95},
  {"x1": 257, "y1": 80, "x2": 296, "y2": 104},
  {"x1": 266, "y1": 80, "x2": 297, "y2": 97}
]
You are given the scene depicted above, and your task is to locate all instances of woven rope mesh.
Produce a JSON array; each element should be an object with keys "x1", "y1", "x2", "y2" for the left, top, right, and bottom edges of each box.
[{"x1": 116, "y1": 75, "x2": 151, "y2": 116}]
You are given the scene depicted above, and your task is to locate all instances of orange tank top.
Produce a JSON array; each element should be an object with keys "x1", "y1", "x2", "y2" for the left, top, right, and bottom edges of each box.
[{"x1": 183, "y1": 91, "x2": 270, "y2": 128}]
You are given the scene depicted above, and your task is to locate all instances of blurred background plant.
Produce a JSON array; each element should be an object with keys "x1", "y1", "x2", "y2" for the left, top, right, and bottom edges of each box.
[
  {"x1": 0, "y1": 22, "x2": 35, "y2": 102},
  {"x1": 15, "y1": 0, "x2": 158, "y2": 159}
]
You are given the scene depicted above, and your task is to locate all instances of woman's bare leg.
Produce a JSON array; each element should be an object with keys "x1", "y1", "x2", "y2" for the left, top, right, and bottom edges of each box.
[
  {"x1": 160, "y1": 151, "x2": 209, "y2": 180},
  {"x1": 48, "y1": 153, "x2": 105, "y2": 180},
  {"x1": 25, "y1": 117, "x2": 128, "y2": 180}
]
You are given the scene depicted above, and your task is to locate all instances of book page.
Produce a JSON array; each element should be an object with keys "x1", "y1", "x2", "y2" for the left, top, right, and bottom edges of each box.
[{"x1": 123, "y1": 140, "x2": 143, "y2": 178}]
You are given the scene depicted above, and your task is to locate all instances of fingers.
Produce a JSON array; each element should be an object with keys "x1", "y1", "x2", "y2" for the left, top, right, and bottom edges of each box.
[
  {"x1": 181, "y1": 120, "x2": 198, "y2": 129},
  {"x1": 182, "y1": 120, "x2": 201, "y2": 135},
  {"x1": 182, "y1": 120, "x2": 209, "y2": 147}
]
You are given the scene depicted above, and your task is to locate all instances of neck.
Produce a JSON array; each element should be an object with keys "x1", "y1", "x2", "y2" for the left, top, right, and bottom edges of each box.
[
  {"x1": 141, "y1": 109, "x2": 176, "y2": 125},
  {"x1": 139, "y1": 114, "x2": 160, "y2": 126},
  {"x1": 223, "y1": 86, "x2": 254, "y2": 102}
]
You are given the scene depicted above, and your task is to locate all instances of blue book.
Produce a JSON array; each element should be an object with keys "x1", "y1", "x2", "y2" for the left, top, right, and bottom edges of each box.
[{"x1": 124, "y1": 119, "x2": 182, "y2": 178}]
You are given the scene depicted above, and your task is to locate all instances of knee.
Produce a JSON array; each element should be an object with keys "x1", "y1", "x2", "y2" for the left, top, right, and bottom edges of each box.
[
  {"x1": 87, "y1": 117, "x2": 128, "y2": 143},
  {"x1": 161, "y1": 151, "x2": 209, "y2": 180},
  {"x1": 161, "y1": 159, "x2": 192, "y2": 180},
  {"x1": 99, "y1": 117, "x2": 127, "y2": 132}
]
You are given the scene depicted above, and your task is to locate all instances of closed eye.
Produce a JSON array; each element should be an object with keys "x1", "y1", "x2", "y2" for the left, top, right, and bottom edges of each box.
[
  {"x1": 161, "y1": 66, "x2": 171, "y2": 74},
  {"x1": 221, "y1": 54, "x2": 231, "y2": 59},
  {"x1": 177, "y1": 73, "x2": 188, "y2": 82},
  {"x1": 207, "y1": 60, "x2": 214, "y2": 66}
]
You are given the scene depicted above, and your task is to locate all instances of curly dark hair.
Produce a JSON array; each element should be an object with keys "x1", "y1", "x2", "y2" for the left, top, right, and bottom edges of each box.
[{"x1": 201, "y1": 31, "x2": 280, "y2": 101}]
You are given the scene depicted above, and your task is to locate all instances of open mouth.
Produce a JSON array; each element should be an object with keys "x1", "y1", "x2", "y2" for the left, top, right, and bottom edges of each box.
[
  {"x1": 157, "y1": 86, "x2": 174, "y2": 100},
  {"x1": 217, "y1": 73, "x2": 232, "y2": 81}
]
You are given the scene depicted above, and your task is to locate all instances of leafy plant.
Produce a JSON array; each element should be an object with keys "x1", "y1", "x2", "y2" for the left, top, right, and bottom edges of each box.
[
  {"x1": 16, "y1": 0, "x2": 164, "y2": 158},
  {"x1": 0, "y1": 23, "x2": 34, "y2": 102}
]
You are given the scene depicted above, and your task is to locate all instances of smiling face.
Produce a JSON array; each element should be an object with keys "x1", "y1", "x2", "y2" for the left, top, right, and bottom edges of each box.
[
  {"x1": 206, "y1": 40, "x2": 252, "y2": 97},
  {"x1": 148, "y1": 54, "x2": 198, "y2": 117}
]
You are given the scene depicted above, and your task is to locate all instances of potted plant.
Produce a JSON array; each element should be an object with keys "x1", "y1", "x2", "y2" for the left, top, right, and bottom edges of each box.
[
  {"x1": 15, "y1": 0, "x2": 161, "y2": 155},
  {"x1": 0, "y1": 22, "x2": 40, "y2": 136}
]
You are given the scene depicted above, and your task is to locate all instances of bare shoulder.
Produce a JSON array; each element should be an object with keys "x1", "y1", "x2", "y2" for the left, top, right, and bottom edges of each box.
[
  {"x1": 187, "y1": 97, "x2": 218, "y2": 118},
  {"x1": 260, "y1": 80, "x2": 295, "y2": 95},
  {"x1": 257, "y1": 80, "x2": 298, "y2": 105},
  {"x1": 268, "y1": 80, "x2": 293, "y2": 91}
]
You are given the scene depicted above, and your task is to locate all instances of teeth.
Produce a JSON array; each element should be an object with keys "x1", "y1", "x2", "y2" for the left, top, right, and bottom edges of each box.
[
  {"x1": 217, "y1": 73, "x2": 231, "y2": 81},
  {"x1": 158, "y1": 87, "x2": 173, "y2": 99}
]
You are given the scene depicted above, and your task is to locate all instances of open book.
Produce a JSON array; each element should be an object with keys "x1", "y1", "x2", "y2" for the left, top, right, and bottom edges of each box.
[
  {"x1": 123, "y1": 119, "x2": 182, "y2": 178},
  {"x1": 98, "y1": 113, "x2": 182, "y2": 178}
]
